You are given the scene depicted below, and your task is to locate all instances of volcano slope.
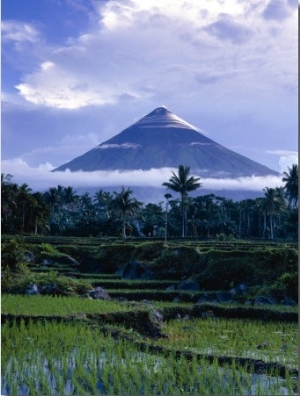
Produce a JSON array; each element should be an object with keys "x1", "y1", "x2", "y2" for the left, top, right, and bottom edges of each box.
[{"x1": 53, "y1": 106, "x2": 278, "y2": 178}]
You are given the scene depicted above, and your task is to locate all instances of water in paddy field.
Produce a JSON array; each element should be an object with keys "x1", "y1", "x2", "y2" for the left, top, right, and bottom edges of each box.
[{"x1": 1, "y1": 351, "x2": 297, "y2": 395}]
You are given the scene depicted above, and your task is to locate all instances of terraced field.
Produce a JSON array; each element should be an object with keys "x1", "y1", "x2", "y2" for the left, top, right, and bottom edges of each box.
[{"x1": 1, "y1": 237, "x2": 298, "y2": 395}]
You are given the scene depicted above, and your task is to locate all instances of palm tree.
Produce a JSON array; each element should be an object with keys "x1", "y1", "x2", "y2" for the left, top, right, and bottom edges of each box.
[
  {"x1": 17, "y1": 183, "x2": 32, "y2": 231},
  {"x1": 1, "y1": 174, "x2": 18, "y2": 232},
  {"x1": 79, "y1": 192, "x2": 93, "y2": 211},
  {"x1": 94, "y1": 189, "x2": 113, "y2": 220},
  {"x1": 238, "y1": 199, "x2": 255, "y2": 238},
  {"x1": 44, "y1": 187, "x2": 61, "y2": 215},
  {"x1": 282, "y1": 164, "x2": 298, "y2": 208},
  {"x1": 30, "y1": 192, "x2": 50, "y2": 235},
  {"x1": 63, "y1": 186, "x2": 78, "y2": 210},
  {"x1": 111, "y1": 186, "x2": 142, "y2": 239},
  {"x1": 261, "y1": 187, "x2": 286, "y2": 239},
  {"x1": 162, "y1": 165, "x2": 201, "y2": 237}
]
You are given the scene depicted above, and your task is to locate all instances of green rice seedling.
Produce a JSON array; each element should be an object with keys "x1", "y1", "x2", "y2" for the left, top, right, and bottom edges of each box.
[
  {"x1": 2, "y1": 294, "x2": 133, "y2": 316},
  {"x1": 100, "y1": 360, "x2": 111, "y2": 393},
  {"x1": 2, "y1": 317, "x2": 297, "y2": 395},
  {"x1": 54, "y1": 369, "x2": 65, "y2": 395},
  {"x1": 37, "y1": 368, "x2": 52, "y2": 396},
  {"x1": 154, "y1": 317, "x2": 298, "y2": 368}
]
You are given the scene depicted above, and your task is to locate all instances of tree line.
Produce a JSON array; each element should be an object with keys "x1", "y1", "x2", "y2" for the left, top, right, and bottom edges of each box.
[{"x1": 1, "y1": 164, "x2": 298, "y2": 240}]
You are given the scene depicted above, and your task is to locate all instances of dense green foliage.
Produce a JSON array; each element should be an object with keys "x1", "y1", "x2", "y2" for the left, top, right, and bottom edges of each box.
[
  {"x1": 1, "y1": 164, "x2": 298, "y2": 239},
  {"x1": 1, "y1": 236, "x2": 298, "y2": 301}
]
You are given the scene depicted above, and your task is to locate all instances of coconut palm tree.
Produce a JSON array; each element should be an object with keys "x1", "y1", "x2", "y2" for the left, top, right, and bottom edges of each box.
[
  {"x1": 282, "y1": 164, "x2": 298, "y2": 208},
  {"x1": 111, "y1": 186, "x2": 142, "y2": 239},
  {"x1": 238, "y1": 199, "x2": 255, "y2": 238},
  {"x1": 1, "y1": 174, "x2": 18, "y2": 232},
  {"x1": 30, "y1": 192, "x2": 50, "y2": 235},
  {"x1": 63, "y1": 186, "x2": 78, "y2": 210},
  {"x1": 261, "y1": 187, "x2": 286, "y2": 239},
  {"x1": 93, "y1": 189, "x2": 113, "y2": 220},
  {"x1": 162, "y1": 164, "x2": 202, "y2": 237},
  {"x1": 17, "y1": 183, "x2": 33, "y2": 231},
  {"x1": 44, "y1": 186, "x2": 63, "y2": 215},
  {"x1": 79, "y1": 192, "x2": 93, "y2": 211}
]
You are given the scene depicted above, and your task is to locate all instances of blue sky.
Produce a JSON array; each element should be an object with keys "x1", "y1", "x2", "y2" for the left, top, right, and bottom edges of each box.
[{"x1": 1, "y1": 0, "x2": 298, "y2": 192}]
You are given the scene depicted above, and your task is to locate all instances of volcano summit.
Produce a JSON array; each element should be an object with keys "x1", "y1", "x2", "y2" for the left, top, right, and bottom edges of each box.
[{"x1": 53, "y1": 107, "x2": 278, "y2": 178}]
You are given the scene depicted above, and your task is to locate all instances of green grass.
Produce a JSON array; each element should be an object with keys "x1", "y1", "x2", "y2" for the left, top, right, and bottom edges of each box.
[
  {"x1": 73, "y1": 273, "x2": 122, "y2": 279},
  {"x1": 86, "y1": 279, "x2": 181, "y2": 288},
  {"x1": 1, "y1": 294, "x2": 133, "y2": 316}
]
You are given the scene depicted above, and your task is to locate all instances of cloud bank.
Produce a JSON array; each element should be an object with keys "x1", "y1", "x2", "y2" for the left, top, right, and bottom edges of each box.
[{"x1": 2, "y1": 158, "x2": 286, "y2": 194}]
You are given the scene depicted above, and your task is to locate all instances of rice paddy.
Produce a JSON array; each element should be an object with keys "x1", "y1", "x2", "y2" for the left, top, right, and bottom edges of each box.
[
  {"x1": 1, "y1": 294, "x2": 132, "y2": 316},
  {"x1": 1, "y1": 238, "x2": 298, "y2": 395},
  {"x1": 154, "y1": 318, "x2": 298, "y2": 368},
  {"x1": 1, "y1": 319, "x2": 297, "y2": 395}
]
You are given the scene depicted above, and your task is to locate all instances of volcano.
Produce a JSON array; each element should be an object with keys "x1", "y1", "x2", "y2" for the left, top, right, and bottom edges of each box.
[{"x1": 53, "y1": 106, "x2": 278, "y2": 177}]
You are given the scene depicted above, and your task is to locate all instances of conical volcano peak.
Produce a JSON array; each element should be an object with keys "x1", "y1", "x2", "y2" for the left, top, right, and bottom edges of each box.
[
  {"x1": 53, "y1": 107, "x2": 279, "y2": 178},
  {"x1": 150, "y1": 106, "x2": 169, "y2": 115},
  {"x1": 141, "y1": 106, "x2": 171, "y2": 120},
  {"x1": 135, "y1": 106, "x2": 197, "y2": 131}
]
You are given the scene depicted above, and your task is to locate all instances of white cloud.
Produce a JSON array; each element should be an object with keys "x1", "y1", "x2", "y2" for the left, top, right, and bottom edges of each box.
[
  {"x1": 278, "y1": 154, "x2": 298, "y2": 173},
  {"x1": 10, "y1": 0, "x2": 297, "y2": 110},
  {"x1": 15, "y1": 61, "x2": 117, "y2": 109},
  {"x1": 1, "y1": 158, "x2": 284, "y2": 193},
  {"x1": 262, "y1": 0, "x2": 294, "y2": 21},
  {"x1": 98, "y1": 143, "x2": 141, "y2": 149},
  {"x1": 266, "y1": 150, "x2": 298, "y2": 173},
  {"x1": 1, "y1": 20, "x2": 41, "y2": 43},
  {"x1": 202, "y1": 175, "x2": 284, "y2": 190}
]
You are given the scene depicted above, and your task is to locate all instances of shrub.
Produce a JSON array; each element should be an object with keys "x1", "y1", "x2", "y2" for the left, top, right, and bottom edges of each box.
[
  {"x1": 151, "y1": 246, "x2": 201, "y2": 279},
  {"x1": 29, "y1": 243, "x2": 78, "y2": 265},
  {"x1": 4, "y1": 271, "x2": 93, "y2": 296},
  {"x1": 268, "y1": 271, "x2": 298, "y2": 300},
  {"x1": 40, "y1": 243, "x2": 58, "y2": 254},
  {"x1": 251, "y1": 247, "x2": 298, "y2": 283},
  {"x1": 80, "y1": 243, "x2": 136, "y2": 273},
  {"x1": 1, "y1": 239, "x2": 27, "y2": 271},
  {"x1": 133, "y1": 241, "x2": 165, "y2": 261},
  {"x1": 199, "y1": 250, "x2": 257, "y2": 290}
]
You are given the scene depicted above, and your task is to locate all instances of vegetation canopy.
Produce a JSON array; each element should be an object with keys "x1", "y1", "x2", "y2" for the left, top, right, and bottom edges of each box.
[{"x1": 1, "y1": 163, "x2": 298, "y2": 240}]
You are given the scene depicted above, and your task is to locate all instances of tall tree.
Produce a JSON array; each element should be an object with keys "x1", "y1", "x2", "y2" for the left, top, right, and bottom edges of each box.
[
  {"x1": 94, "y1": 189, "x2": 113, "y2": 220},
  {"x1": 1, "y1": 174, "x2": 19, "y2": 232},
  {"x1": 282, "y1": 164, "x2": 298, "y2": 208},
  {"x1": 63, "y1": 186, "x2": 78, "y2": 210},
  {"x1": 162, "y1": 165, "x2": 201, "y2": 237},
  {"x1": 238, "y1": 199, "x2": 255, "y2": 238},
  {"x1": 261, "y1": 187, "x2": 286, "y2": 239},
  {"x1": 44, "y1": 187, "x2": 60, "y2": 215},
  {"x1": 111, "y1": 186, "x2": 142, "y2": 239},
  {"x1": 17, "y1": 183, "x2": 32, "y2": 231},
  {"x1": 30, "y1": 192, "x2": 50, "y2": 234},
  {"x1": 79, "y1": 192, "x2": 92, "y2": 209},
  {"x1": 141, "y1": 203, "x2": 164, "y2": 237}
]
